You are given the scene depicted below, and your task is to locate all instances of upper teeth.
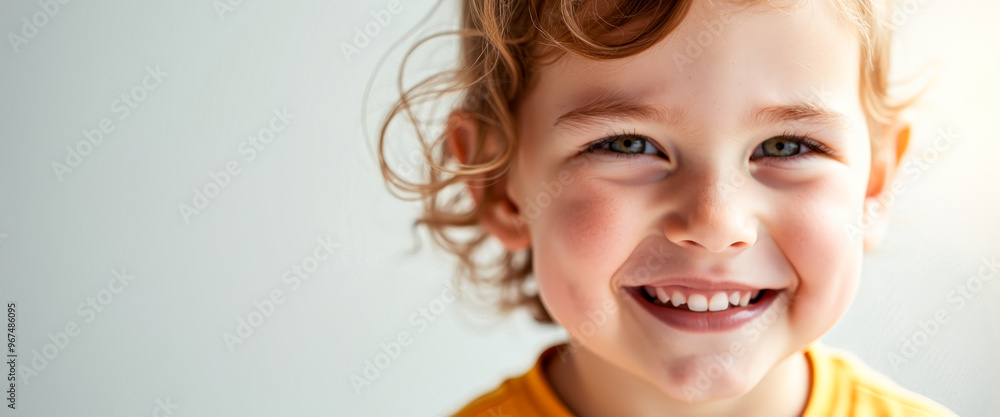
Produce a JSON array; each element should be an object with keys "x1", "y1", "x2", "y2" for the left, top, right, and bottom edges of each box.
[{"x1": 643, "y1": 286, "x2": 759, "y2": 311}]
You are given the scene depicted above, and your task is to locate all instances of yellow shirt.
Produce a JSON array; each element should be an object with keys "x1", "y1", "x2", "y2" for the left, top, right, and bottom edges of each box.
[{"x1": 449, "y1": 344, "x2": 957, "y2": 417}]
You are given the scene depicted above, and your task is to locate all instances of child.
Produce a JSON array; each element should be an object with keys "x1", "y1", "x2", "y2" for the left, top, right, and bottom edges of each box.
[{"x1": 378, "y1": 0, "x2": 958, "y2": 415}]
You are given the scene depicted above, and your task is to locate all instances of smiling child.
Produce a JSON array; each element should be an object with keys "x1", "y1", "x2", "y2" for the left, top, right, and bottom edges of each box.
[{"x1": 378, "y1": 0, "x2": 958, "y2": 415}]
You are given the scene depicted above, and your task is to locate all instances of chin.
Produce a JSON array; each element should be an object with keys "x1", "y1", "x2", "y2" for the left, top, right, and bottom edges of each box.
[{"x1": 638, "y1": 353, "x2": 763, "y2": 403}]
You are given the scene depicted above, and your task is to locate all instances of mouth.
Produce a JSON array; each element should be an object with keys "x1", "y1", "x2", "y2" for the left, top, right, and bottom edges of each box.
[{"x1": 625, "y1": 285, "x2": 784, "y2": 333}]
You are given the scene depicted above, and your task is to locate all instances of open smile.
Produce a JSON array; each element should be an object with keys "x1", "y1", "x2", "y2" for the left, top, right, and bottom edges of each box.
[{"x1": 626, "y1": 285, "x2": 784, "y2": 333}]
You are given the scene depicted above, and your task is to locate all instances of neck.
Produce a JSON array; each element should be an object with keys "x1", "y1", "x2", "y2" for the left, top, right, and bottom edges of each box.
[{"x1": 547, "y1": 344, "x2": 812, "y2": 417}]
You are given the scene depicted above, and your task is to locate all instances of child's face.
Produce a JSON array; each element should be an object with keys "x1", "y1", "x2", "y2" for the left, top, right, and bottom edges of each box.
[{"x1": 501, "y1": 0, "x2": 896, "y2": 401}]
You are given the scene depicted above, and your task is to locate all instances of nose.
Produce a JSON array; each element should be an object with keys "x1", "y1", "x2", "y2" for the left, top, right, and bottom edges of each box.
[{"x1": 663, "y1": 171, "x2": 758, "y2": 254}]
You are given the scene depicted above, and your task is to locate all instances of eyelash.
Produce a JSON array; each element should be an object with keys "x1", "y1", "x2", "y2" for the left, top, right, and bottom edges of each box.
[
  {"x1": 582, "y1": 130, "x2": 665, "y2": 159},
  {"x1": 755, "y1": 131, "x2": 835, "y2": 161},
  {"x1": 581, "y1": 130, "x2": 834, "y2": 161}
]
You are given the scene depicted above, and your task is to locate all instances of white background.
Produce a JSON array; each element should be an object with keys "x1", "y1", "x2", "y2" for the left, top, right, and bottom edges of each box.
[{"x1": 1, "y1": 0, "x2": 998, "y2": 416}]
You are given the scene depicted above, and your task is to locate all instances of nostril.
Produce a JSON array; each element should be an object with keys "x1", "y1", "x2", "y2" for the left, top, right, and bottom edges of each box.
[
  {"x1": 729, "y1": 241, "x2": 751, "y2": 250},
  {"x1": 663, "y1": 213, "x2": 757, "y2": 253},
  {"x1": 679, "y1": 239, "x2": 750, "y2": 253},
  {"x1": 677, "y1": 240, "x2": 706, "y2": 250}
]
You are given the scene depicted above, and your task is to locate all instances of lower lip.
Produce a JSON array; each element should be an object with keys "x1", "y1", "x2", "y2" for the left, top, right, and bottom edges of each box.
[{"x1": 626, "y1": 288, "x2": 783, "y2": 333}]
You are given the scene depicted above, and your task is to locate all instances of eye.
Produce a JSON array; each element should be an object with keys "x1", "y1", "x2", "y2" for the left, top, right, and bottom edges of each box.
[
  {"x1": 585, "y1": 134, "x2": 663, "y2": 157},
  {"x1": 751, "y1": 135, "x2": 831, "y2": 160},
  {"x1": 758, "y1": 136, "x2": 803, "y2": 157}
]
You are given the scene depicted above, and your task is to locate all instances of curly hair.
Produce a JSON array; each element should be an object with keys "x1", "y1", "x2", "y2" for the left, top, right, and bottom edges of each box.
[{"x1": 377, "y1": 0, "x2": 915, "y2": 324}]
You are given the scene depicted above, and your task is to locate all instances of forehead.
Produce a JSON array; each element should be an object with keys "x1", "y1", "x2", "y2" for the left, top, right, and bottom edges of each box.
[{"x1": 521, "y1": 0, "x2": 864, "y2": 135}]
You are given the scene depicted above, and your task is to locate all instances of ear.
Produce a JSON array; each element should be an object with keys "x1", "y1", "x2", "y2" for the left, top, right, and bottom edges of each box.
[
  {"x1": 445, "y1": 110, "x2": 531, "y2": 251},
  {"x1": 862, "y1": 116, "x2": 911, "y2": 250}
]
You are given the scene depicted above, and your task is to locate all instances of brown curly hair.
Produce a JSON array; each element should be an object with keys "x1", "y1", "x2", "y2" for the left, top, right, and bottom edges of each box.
[{"x1": 377, "y1": 0, "x2": 915, "y2": 324}]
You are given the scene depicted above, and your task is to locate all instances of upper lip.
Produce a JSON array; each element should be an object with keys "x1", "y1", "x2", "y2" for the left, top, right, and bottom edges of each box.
[{"x1": 622, "y1": 275, "x2": 767, "y2": 292}]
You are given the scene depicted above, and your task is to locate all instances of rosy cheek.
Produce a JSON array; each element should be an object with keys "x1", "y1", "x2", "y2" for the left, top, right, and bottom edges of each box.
[
  {"x1": 771, "y1": 175, "x2": 864, "y2": 333},
  {"x1": 531, "y1": 179, "x2": 636, "y2": 319}
]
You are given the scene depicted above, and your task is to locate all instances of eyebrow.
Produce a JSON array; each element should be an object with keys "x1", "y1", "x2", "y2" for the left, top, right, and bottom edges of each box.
[
  {"x1": 552, "y1": 94, "x2": 851, "y2": 132},
  {"x1": 752, "y1": 100, "x2": 851, "y2": 130},
  {"x1": 553, "y1": 95, "x2": 682, "y2": 130}
]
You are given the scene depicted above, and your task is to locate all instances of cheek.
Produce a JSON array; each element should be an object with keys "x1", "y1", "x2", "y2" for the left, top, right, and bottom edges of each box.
[
  {"x1": 769, "y1": 173, "x2": 866, "y2": 337},
  {"x1": 530, "y1": 177, "x2": 641, "y2": 327}
]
